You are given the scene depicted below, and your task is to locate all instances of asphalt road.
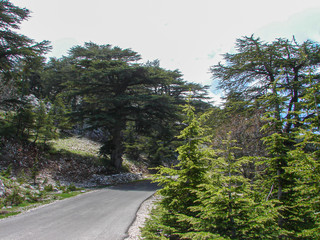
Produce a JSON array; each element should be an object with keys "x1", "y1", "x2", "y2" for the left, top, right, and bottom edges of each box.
[{"x1": 0, "y1": 180, "x2": 158, "y2": 240}]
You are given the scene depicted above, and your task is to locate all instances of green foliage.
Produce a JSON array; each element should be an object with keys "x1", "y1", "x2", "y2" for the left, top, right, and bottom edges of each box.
[
  {"x1": 40, "y1": 57, "x2": 74, "y2": 100},
  {"x1": 257, "y1": 77, "x2": 305, "y2": 235},
  {"x1": 210, "y1": 36, "x2": 320, "y2": 237},
  {"x1": 4, "y1": 187, "x2": 25, "y2": 206},
  {"x1": 17, "y1": 169, "x2": 28, "y2": 184},
  {"x1": 5, "y1": 98, "x2": 58, "y2": 143},
  {"x1": 142, "y1": 204, "x2": 182, "y2": 240},
  {"x1": 62, "y1": 43, "x2": 208, "y2": 169},
  {"x1": 0, "y1": 1, "x2": 50, "y2": 74},
  {"x1": 67, "y1": 183, "x2": 77, "y2": 192},
  {"x1": 186, "y1": 133, "x2": 281, "y2": 239},
  {"x1": 124, "y1": 121, "x2": 181, "y2": 167},
  {"x1": 1, "y1": 164, "x2": 12, "y2": 178},
  {"x1": 144, "y1": 36, "x2": 320, "y2": 239},
  {"x1": 25, "y1": 190, "x2": 41, "y2": 203},
  {"x1": 143, "y1": 103, "x2": 209, "y2": 238},
  {"x1": 300, "y1": 70, "x2": 320, "y2": 131},
  {"x1": 284, "y1": 129, "x2": 320, "y2": 237},
  {"x1": 13, "y1": 103, "x2": 35, "y2": 139},
  {"x1": 49, "y1": 95, "x2": 71, "y2": 132},
  {"x1": 0, "y1": 210, "x2": 21, "y2": 219},
  {"x1": 0, "y1": 0, "x2": 50, "y2": 114},
  {"x1": 212, "y1": 35, "x2": 320, "y2": 136},
  {"x1": 143, "y1": 111, "x2": 280, "y2": 239},
  {"x1": 33, "y1": 100, "x2": 56, "y2": 143},
  {"x1": 54, "y1": 191, "x2": 83, "y2": 200},
  {"x1": 0, "y1": 111, "x2": 16, "y2": 137},
  {"x1": 212, "y1": 36, "x2": 320, "y2": 238},
  {"x1": 44, "y1": 184, "x2": 54, "y2": 192}
]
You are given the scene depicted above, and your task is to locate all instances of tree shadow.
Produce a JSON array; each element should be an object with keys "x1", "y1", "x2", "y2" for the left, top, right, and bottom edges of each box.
[{"x1": 107, "y1": 180, "x2": 160, "y2": 192}]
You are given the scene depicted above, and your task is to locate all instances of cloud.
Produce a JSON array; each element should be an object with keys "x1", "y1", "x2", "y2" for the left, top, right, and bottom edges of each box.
[
  {"x1": 206, "y1": 91, "x2": 224, "y2": 107},
  {"x1": 208, "y1": 51, "x2": 216, "y2": 59},
  {"x1": 255, "y1": 8, "x2": 320, "y2": 43},
  {"x1": 50, "y1": 38, "x2": 79, "y2": 58}
]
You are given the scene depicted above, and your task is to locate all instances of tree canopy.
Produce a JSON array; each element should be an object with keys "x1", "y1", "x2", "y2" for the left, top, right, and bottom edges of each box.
[
  {"x1": 62, "y1": 42, "x2": 209, "y2": 169},
  {"x1": 0, "y1": 0, "x2": 50, "y2": 74},
  {"x1": 0, "y1": 0, "x2": 51, "y2": 110}
]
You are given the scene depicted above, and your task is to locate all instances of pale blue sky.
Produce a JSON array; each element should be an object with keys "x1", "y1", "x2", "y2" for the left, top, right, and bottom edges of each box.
[{"x1": 11, "y1": 0, "x2": 320, "y2": 104}]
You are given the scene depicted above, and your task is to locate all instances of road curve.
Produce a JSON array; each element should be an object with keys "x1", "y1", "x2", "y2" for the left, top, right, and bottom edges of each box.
[{"x1": 0, "y1": 180, "x2": 158, "y2": 240}]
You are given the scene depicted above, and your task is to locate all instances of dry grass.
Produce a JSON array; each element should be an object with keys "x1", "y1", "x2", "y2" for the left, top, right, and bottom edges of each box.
[{"x1": 49, "y1": 137, "x2": 102, "y2": 157}]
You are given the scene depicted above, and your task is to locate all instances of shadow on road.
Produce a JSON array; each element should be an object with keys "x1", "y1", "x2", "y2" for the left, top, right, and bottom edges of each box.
[{"x1": 108, "y1": 180, "x2": 160, "y2": 192}]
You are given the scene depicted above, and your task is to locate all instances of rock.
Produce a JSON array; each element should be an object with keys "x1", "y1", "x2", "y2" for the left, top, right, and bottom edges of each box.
[
  {"x1": 0, "y1": 179, "x2": 5, "y2": 197},
  {"x1": 87, "y1": 173, "x2": 143, "y2": 187}
]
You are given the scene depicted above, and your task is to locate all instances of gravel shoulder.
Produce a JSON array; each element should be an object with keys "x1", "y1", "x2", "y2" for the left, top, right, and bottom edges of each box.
[{"x1": 125, "y1": 194, "x2": 160, "y2": 240}]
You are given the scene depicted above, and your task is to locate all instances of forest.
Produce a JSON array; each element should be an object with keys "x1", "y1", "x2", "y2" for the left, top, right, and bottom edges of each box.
[{"x1": 1, "y1": 1, "x2": 320, "y2": 239}]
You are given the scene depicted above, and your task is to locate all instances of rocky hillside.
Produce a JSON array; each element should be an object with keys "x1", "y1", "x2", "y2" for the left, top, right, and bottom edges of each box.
[
  {"x1": 0, "y1": 136, "x2": 148, "y2": 216},
  {"x1": 0, "y1": 136, "x2": 147, "y2": 185}
]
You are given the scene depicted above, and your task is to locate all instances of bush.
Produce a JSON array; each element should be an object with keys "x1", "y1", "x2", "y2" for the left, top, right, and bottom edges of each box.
[
  {"x1": 25, "y1": 190, "x2": 40, "y2": 203},
  {"x1": 5, "y1": 188, "x2": 24, "y2": 206},
  {"x1": 1, "y1": 164, "x2": 12, "y2": 179},
  {"x1": 17, "y1": 169, "x2": 29, "y2": 184},
  {"x1": 67, "y1": 184, "x2": 77, "y2": 192},
  {"x1": 44, "y1": 184, "x2": 54, "y2": 192}
]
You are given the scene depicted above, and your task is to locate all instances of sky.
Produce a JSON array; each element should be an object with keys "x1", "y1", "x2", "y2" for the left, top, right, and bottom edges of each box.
[{"x1": 10, "y1": 0, "x2": 320, "y2": 105}]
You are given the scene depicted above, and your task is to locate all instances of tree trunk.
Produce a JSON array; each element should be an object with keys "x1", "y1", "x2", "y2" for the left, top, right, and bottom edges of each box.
[{"x1": 110, "y1": 124, "x2": 124, "y2": 170}]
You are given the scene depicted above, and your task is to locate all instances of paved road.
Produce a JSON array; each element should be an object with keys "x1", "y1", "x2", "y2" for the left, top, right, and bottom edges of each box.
[{"x1": 0, "y1": 180, "x2": 158, "y2": 240}]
